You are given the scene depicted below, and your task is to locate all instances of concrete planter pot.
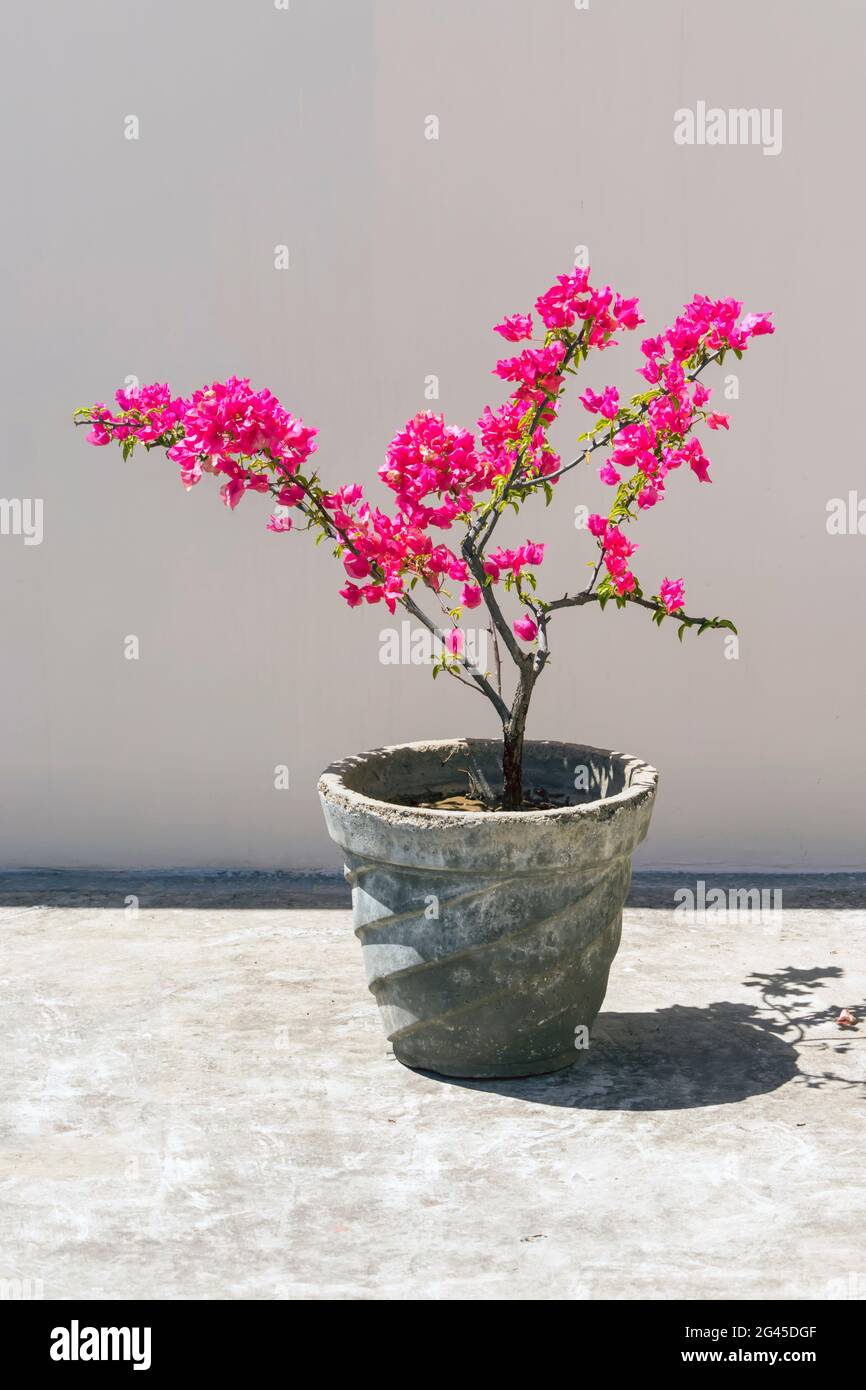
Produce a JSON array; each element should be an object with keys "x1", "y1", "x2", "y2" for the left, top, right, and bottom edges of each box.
[{"x1": 318, "y1": 738, "x2": 658, "y2": 1079}]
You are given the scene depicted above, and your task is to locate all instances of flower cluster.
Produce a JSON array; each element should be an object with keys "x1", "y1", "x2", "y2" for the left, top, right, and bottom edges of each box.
[
  {"x1": 168, "y1": 378, "x2": 316, "y2": 505},
  {"x1": 377, "y1": 412, "x2": 486, "y2": 523},
  {"x1": 586, "y1": 517, "x2": 639, "y2": 596},
  {"x1": 576, "y1": 293, "x2": 774, "y2": 610},
  {"x1": 493, "y1": 341, "x2": 569, "y2": 403},
  {"x1": 85, "y1": 382, "x2": 187, "y2": 447},
  {"x1": 75, "y1": 263, "x2": 773, "y2": 658},
  {"x1": 82, "y1": 377, "x2": 317, "y2": 510},
  {"x1": 533, "y1": 268, "x2": 643, "y2": 340},
  {"x1": 476, "y1": 400, "x2": 557, "y2": 486}
]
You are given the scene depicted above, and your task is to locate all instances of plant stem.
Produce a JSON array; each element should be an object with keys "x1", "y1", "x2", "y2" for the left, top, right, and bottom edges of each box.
[
  {"x1": 502, "y1": 661, "x2": 537, "y2": 810},
  {"x1": 522, "y1": 348, "x2": 723, "y2": 491}
]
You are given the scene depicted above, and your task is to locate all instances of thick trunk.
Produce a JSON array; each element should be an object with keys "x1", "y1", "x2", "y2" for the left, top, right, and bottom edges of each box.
[
  {"x1": 501, "y1": 664, "x2": 536, "y2": 810},
  {"x1": 502, "y1": 723, "x2": 525, "y2": 810}
]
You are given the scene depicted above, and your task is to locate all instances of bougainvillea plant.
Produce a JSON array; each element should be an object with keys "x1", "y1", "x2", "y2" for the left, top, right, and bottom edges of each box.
[{"x1": 74, "y1": 265, "x2": 773, "y2": 809}]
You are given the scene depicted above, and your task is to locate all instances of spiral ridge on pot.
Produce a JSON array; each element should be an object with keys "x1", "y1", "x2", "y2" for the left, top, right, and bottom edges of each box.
[
  {"x1": 348, "y1": 852, "x2": 632, "y2": 1077},
  {"x1": 318, "y1": 739, "x2": 658, "y2": 1079}
]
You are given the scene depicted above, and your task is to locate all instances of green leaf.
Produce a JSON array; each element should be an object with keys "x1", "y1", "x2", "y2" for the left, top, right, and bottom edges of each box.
[{"x1": 677, "y1": 623, "x2": 687, "y2": 642}]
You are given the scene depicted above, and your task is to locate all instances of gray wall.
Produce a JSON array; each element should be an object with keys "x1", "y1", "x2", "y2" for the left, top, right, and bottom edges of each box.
[{"x1": 1, "y1": 0, "x2": 863, "y2": 870}]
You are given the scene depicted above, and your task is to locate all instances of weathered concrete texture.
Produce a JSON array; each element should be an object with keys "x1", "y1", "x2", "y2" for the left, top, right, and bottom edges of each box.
[
  {"x1": 0, "y1": 873, "x2": 864, "y2": 1301},
  {"x1": 320, "y1": 740, "x2": 658, "y2": 1077}
]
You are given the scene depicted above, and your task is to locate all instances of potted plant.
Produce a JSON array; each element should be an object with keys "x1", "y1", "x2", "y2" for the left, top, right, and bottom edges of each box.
[{"x1": 75, "y1": 263, "x2": 773, "y2": 1078}]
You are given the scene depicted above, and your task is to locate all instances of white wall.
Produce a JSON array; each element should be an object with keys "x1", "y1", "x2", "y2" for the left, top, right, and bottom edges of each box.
[{"x1": 2, "y1": 0, "x2": 864, "y2": 870}]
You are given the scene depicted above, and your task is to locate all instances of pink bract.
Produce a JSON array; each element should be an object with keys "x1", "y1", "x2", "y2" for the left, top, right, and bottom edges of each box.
[{"x1": 76, "y1": 264, "x2": 773, "y2": 656}]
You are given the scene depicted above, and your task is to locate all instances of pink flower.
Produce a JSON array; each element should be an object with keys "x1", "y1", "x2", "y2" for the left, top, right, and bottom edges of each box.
[
  {"x1": 513, "y1": 614, "x2": 538, "y2": 643},
  {"x1": 493, "y1": 342, "x2": 567, "y2": 391},
  {"x1": 483, "y1": 557, "x2": 501, "y2": 582},
  {"x1": 379, "y1": 412, "x2": 484, "y2": 510},
  {"x1": 476, "y1": 400, "x2": 526, "y2": 479},
  {"x1": 276, "y1": 483, "x2": 305, "y2": 506},
  {"x1": 706, "y1": 412, "x2": 730, "y2": 431},
  {"x1": 266, "y1": 513, "x2": 293, "y2": 532},
  {"x1": 343, "y1": 553, "x2": 372, "y2": 579},
  {"x1": 109, "y1": 382, "x2": 188, "y2": 446},
  {"x1": 518, "y1": 540, "x2": 545, "y2": 567},
  {"x1": 611, "y1": 570, "x2": 636, "y2": 596},
  {"x1": 637, "y1": 358, "x2": 661, "y2": 385},
  {"x1": 596, "y1": 522, "x2": 639, "y2": 595},
  {"x1": 741, "y1": 311, "x2": 774, "y2": 338},
  {"x1": 683, "y1": 438, "x2": 712, "y2": 483},
  {"x1": 613, "y1": 295, "x2": 644, "y2": 331},
  {"x1": 487, "y1": 542, "x2": 545, "y2": 576},
  {"x1": 599, "y1": 461, "x2": 621, "y2": 486},
  {"x1": 637, "y1": 483, "x2": 662, "y2": 509},
  {"x1": 534, "y1": 268, "x2": 591, "y2": 329},
  {"x1": 339, "y1": 583, "x2": 363, "y2": 607},
  {"x1": 601, "y1": 523, "x2": 637, "y2": 561},
  {"x1": 659, "y1": 577, "x2": 685, "y2": 614},
  {"x1": 165, "y1": 377, "x2": 316, "y2": 492},
  {"x1": 444, "y1": 628, "x2": 464, "y2": 655},
  {"x1": 221, "y1": 477, "x2": 246, "y2": 510},
  {"x1": 493, "y1": 313, "x2": 533, "y2": 342},
  {"x1": 382, "y1": 573, "x2": 404, "y2": 614},
  {"x1": 587, "y1": 513, "x2": 607, "y2": 538},
  {"x1": 580, "y1": 385, "x2": 619, "y2": 420},
  {"x1": 461, "y1": 583, "x2": 482, "y2": 609}
]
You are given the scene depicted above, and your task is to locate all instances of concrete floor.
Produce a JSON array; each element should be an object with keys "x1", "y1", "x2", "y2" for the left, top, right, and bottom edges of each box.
[{"x1": 1, "y1": 872, "x2": 864, "y2": 1301}]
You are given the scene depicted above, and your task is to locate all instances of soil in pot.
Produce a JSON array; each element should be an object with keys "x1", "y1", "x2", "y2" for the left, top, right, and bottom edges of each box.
[{"x1": 389, "y1": 787, "x2": 577, "y2": 813}]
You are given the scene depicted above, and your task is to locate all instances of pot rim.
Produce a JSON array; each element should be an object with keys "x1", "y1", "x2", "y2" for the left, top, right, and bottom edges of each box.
[{"x1": 318, "y1": 737, "x2": 658, "y2": 829}]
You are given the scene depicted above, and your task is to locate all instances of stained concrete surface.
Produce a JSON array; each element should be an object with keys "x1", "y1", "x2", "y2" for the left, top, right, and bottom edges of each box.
[{"x1": 1, "y1": 872, "x2": 864, "y2": 1301}]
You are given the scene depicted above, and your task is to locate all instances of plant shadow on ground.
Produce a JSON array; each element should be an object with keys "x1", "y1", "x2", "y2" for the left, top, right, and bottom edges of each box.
[{"x1": 435, "y1": 967, "x2": 866, "y2": 1111}]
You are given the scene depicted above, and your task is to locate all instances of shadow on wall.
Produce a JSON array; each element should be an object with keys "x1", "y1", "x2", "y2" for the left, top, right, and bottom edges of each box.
[{"x1": 437, "y1": 967, "x2": 866, "y2": 1112}]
